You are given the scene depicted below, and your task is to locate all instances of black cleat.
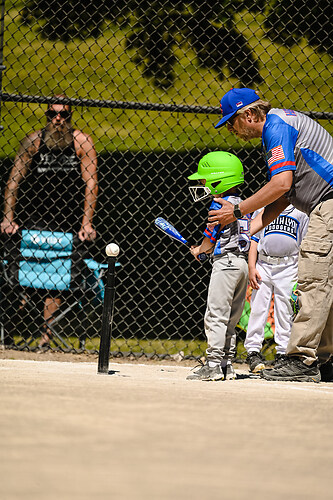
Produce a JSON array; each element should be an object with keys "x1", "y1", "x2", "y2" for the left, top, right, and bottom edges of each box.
[{"x1": 260, "y1": 357, "x2": 320, "y2": 383}]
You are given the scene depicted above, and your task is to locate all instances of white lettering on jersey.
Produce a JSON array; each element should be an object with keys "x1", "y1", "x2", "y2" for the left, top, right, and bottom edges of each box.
[{"x1": 264, "y1": 215, "x2": 299, "y2": 240}]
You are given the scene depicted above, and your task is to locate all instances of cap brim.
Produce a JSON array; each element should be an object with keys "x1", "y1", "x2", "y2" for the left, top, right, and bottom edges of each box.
[
  {"x1": 214, "y1": 111, "x2": 236, "y2": 129},
  {"x1": 188, "y1": 172, "x2": 204, "y2": 180}
]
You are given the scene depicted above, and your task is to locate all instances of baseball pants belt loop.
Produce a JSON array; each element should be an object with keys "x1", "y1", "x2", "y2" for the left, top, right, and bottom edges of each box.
[
  {"x1": 226, "y1": 251, "x2": 245, "y2": 261},
  {"x1": 212, "y1": 252, "x2": 246, "y2": 263},
  {"x1": 212, "y1": 252, "x2": 241, "y2": 265},
  {"x1": 258, "y1": 252, "x2": 296, "y2": 265},
  {"x1": 223, "y1": 252, "x2": 233, "y2": 266}
]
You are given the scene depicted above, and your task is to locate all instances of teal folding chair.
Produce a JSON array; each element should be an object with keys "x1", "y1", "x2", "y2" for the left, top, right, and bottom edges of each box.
[{"x1": 1, "y1": 229, "x2": 114, "y2": 351}]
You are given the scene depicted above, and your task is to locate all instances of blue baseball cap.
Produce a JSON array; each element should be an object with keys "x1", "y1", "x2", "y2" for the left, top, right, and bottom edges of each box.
[{"x1": 215, "y1": 88, "x2": 260, "y2": 128}]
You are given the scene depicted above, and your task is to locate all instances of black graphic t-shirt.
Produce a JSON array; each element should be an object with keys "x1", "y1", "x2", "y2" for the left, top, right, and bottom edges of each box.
[{"x1": 17, "y1": 129, "x2": 84, "y2": 232}]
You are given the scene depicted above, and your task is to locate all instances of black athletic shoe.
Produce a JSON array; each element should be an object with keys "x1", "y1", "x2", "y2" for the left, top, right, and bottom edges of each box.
[
  {"x1": 319, "y1": 359, "x2": 333, "y2": 382},
  {"x1": 246, "y1": 351, "x2": 265, "y2": 373},
  {"x1": 271, "y1": 353, "x2": 288, "y2": 368},
  {"x1": 260, "y1": 357, "x2": 320, "y2": 383}
]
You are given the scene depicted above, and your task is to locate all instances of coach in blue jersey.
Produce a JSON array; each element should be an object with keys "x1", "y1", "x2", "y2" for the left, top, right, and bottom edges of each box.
[{"x1": 209, "y1": 87, "x2": 333, "y2": 383}]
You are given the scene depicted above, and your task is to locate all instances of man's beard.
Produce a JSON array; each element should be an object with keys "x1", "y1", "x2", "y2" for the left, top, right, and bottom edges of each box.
[
  {"x1": 235, "y1": 127, "x2": 259, "y2": 141},
  {"x1": 44, "y1": 120, "x2": 73, "y2": 149}
]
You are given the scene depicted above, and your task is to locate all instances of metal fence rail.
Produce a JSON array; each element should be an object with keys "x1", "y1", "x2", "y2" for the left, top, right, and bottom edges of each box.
[{"x1": 0, "y1": 0, "x2": 332, "y2": 360}]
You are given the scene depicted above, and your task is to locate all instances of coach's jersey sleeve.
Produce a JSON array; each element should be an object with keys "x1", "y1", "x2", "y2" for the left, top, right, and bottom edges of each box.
[{"x1": 262, "y1": 112, "x2": 298, "y2": 180}]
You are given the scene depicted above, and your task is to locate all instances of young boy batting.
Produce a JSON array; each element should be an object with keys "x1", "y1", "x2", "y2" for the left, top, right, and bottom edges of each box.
[{"x1": 187, "y1": 151, "x2": 251, "y2": 381}]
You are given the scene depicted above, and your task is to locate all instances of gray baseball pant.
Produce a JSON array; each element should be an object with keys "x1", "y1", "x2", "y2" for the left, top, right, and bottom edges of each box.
[{"x1": 205, "y1": 253, "x2": 248, "y2": 364}]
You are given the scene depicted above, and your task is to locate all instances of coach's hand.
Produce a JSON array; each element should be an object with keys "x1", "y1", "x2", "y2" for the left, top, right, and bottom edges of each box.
[{"x1": 208, "y1": 198, "x2": 235, "y2": 227}]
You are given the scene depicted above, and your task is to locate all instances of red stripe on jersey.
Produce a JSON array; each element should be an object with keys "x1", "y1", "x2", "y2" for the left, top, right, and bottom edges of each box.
[
  {"x1": 204, "y1": 229, "x2": 216, "y2": 242},
  {"x1": 269, "y1": 160, "x2": 296, "y2": 173}
]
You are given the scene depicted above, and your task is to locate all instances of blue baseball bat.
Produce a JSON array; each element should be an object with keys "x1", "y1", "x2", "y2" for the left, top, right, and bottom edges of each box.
[{"x1": 154, "y1": 217, "x2": 208, "y2": 262}]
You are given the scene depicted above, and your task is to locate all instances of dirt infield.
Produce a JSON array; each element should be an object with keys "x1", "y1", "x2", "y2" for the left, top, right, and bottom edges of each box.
[{"x1": 1, "y1": 351, "x2": 333, "y2": 500}]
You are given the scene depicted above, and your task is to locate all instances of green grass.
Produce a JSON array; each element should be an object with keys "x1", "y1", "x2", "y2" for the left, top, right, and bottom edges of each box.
[
  {"x1": 11, "y1": 333, "x2": 277, "y2": 361},
  {"x1": 12, "y1": 333, "x2": 208, "y2": 357},
  {"x1": 1, "y1": 6, "x2": 333, "y2": 158}
]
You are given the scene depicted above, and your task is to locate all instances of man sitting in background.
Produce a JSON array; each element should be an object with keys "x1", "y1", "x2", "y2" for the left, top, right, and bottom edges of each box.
[{"x1": 1, "y1": 95, "x2": 98, "y2": 348}]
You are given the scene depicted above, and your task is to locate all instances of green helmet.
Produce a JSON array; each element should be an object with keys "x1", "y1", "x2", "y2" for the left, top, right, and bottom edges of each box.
[{"x1": 188, "y1": 151, "x2": 244, "y2": 202}]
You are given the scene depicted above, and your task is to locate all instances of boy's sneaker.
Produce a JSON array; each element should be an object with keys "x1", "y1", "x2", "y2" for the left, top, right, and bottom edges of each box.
[
  {"x1": 260, "y1": 357, "x2": 320, "y2": 383},
  {"x1": 221, "y1": 360, "x2": 237, "y2": 380},
  {"x1": 246, "y1": 352, "x2": 265, "y2": 373},
  {"x1": 187, "y1": 362, "x2": 224, "y2": 381}
]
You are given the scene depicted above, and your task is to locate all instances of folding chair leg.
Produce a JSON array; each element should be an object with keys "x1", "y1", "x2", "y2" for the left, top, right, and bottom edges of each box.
[
  {"x1": 16, "y1": 335, "x2": 35, "y2": 349},
  {"x1": 77, "y1": 307, "x2": 88, "y2": 351},
  {"x1": 0, "y1": 323, "x2": 4, "y2": 349},
  {"x1": 45, "y1": 323, "x2": 72, "y2": 350},
  {"x1": 47, "y1": 301, "x2": 87, "y2": 351},
  {"x1": 15, "y1": 322, "x2": 71, "y2": 351}
]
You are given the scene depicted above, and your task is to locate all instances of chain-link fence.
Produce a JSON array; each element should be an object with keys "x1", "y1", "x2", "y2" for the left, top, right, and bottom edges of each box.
[{"x1": 1, "y1": 0, "x2": 333, "y2": 360}]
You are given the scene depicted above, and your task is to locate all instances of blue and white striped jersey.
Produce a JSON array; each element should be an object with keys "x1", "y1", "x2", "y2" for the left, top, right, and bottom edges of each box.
[
  {"x1": 263, "y1": 108, "x2": 333, "y2": 215},
  {"x1": 204, "y1": 195, "x2": 251, "y2": 257}
]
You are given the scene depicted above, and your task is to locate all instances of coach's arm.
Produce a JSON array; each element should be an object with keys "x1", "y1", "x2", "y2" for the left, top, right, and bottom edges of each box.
[
  {"x1": 250, "y1": 196, "x2": 290, "y2": 235},
  {"x1": 208, "y1": 171, "x2": 293, "y2": 227}
]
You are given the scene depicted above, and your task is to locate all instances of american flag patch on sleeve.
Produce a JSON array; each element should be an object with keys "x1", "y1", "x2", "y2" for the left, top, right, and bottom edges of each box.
[
  {"x1": 283, "y1": 109, "x2": 296, "y2": 116},
  {"x1": 267, "y1": 145, "x2": 285, "y2": 166}
]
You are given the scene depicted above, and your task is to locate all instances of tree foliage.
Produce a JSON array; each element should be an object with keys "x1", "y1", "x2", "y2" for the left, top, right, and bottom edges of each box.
[
  {"x1": 263, "y1": 0, "x2": 333, "y2": 57},
  {"x1": 19, "y1": 0, "x2": 333, "y2": 89}
]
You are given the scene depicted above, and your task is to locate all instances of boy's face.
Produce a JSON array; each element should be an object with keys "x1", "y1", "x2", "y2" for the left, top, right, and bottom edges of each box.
[{"x1": 188, "y1": 179, "x2": 211, "y2": 202}]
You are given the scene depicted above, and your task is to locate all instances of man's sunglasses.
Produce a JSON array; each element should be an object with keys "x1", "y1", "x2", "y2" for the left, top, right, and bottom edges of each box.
[
  {"x1": 46, "y1": 109, "x2": 72, "y2": 120},
  {"x1": 226, "y1": 114, "x2": 237, "y2": 127}
]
